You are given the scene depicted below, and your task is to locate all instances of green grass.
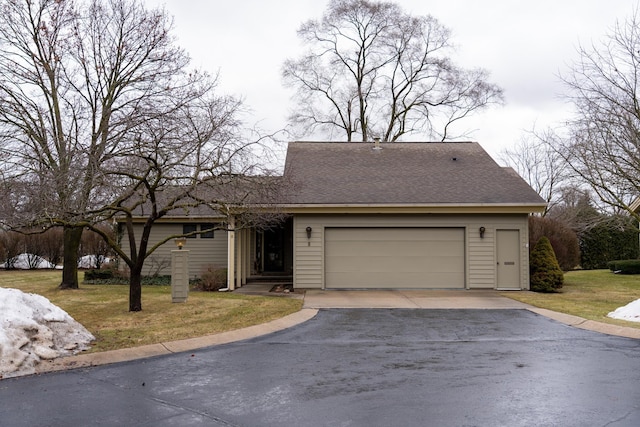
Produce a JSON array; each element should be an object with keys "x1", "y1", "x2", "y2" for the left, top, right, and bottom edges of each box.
[
  {"x1": 501, "y1": 269, "x2": 640, "y2": 329},
  {"x1": 0, "y1": 270, "x2": 303, "y2": 353}
]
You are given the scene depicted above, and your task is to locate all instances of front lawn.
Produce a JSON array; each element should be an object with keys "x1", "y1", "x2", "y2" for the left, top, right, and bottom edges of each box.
[
  {"x1": 502, "y1": 269, "x2": 640, "y2": 329},
  {"x1": 0, "y1": 270, "x2": 303, "y2": 352}
]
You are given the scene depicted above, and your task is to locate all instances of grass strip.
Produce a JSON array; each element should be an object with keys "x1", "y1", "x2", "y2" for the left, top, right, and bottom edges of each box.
[
  {"x1": 0, "y1": 270, "x2": 303, "y2": 352},
  {"x1": 501, "y1": 269, "x2": 640, "y2": 329}
]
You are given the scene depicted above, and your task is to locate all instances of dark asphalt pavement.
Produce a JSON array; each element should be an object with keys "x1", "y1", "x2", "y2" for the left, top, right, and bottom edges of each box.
[{"x1": 1, "y1": 309, "x2": 639, "y2": 427}]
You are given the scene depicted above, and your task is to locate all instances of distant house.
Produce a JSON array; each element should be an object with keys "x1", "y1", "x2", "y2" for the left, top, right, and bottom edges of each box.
[{"x1": 123, "y1": 141, "x2": 546, "y2": 290}]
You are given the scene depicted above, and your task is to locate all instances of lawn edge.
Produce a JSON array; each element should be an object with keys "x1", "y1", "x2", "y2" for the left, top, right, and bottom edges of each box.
[{"x1": 28, "y1": 308, "x2": 318, "y2": 377}]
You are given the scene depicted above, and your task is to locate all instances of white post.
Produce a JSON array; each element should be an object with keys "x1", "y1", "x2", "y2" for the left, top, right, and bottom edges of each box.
[
  {"x1": 227, "y1": 216, "x2": 235, "y2": 291},
  {"x1": 243, "y1": 229, "x2": 250, "y2": 284},
  {"x1": 236, "y1": 227, "x2": 242, "y2": 289},
  {"x1": 239, "y1": 229, "x2": 246, "y2": 286},
  {"x1": 171, "y1": 249, "x2": 189, "y2": 303}
]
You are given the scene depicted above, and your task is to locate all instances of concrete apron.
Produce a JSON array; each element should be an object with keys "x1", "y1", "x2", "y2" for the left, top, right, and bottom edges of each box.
[
  {"x1": 302, "y1": 290, "x2": 640, "y2": 339},
  {"x1": 302, "y1": 289, "x2": 531, "y2": 309}
]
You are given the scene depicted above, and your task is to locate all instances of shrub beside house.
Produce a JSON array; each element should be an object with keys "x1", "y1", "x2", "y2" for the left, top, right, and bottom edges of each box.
[{"x1": 530, "y1": 236, "x2": 564, "y2": 292}]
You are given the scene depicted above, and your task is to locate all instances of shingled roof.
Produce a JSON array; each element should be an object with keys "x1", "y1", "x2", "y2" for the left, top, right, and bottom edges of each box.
[{"x1": 282, "y1": 141, "x2": 546, "y2": 207}]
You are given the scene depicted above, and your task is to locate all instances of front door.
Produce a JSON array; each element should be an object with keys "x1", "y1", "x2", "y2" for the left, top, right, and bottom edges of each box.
[
  {"x1": 263, "y1": 228, "x2": 284, "y2": 272},
  {"x1": 258, "y1": 217, "x2": 293, "y2": 274},
  {"x1": 497, "y1": 229, "x2": 521, "y2": 289}
]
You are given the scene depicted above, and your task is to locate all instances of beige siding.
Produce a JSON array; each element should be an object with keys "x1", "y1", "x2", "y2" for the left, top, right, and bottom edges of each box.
[
  {"x1": 128, "y1": 223, "x2": 228, "y2": 278},
  {"x1": 468, "y1": 223, "x2": 495, "y2": 289},
  {"x1": 293, "y1": 214, "x2": 529, "y2": 290},
  {"x1": 292, "y1": 216, "x2": 324, "y2": 288}
]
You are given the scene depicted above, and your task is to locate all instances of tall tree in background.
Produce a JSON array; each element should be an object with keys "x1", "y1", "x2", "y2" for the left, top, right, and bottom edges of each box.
[
  {"x1": 0, "y1": 0, "x2": 191, "y2": 288},
  {"x1": 499, "y1": 131, "x2": 568, "y2": 216},
  {"x1": 557, "y1": 8, "x2": 640, "y2": 223},
  {"x1": 283, "y1": 0, "x2": 503, "y2": 142}
]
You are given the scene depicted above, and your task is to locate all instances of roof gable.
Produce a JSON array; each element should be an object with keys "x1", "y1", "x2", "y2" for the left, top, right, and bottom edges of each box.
[{"x1": 283, "y1": 141, "x2": 545, "y2": 206}]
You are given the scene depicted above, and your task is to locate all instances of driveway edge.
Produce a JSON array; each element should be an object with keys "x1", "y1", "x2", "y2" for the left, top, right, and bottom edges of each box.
[
  {"x1": 527, "y1": 307, "x2": 640, "y2": 339},
  {"x1": 34, "y1": 308, "x2": 319, "y2": 376}
]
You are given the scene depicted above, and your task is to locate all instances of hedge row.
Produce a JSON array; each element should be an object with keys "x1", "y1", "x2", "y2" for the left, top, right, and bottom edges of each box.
[
  {"x1": 83, "y1": 269, "x2": 172, "y2": 285},
  {"x1": 607, "y1": 259, "x2": 640, "y2": 275}
]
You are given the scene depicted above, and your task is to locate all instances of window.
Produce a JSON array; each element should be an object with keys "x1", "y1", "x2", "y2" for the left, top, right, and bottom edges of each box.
[
  {"x1": 183, "y1": 224, "x2": 197, "y2": 238},
  {"x1": 182, "y1": 223, "x2": 215, "y2": 238},
  {"x1": 200, "y1": 223, "x2": 214, "y2": 238}
]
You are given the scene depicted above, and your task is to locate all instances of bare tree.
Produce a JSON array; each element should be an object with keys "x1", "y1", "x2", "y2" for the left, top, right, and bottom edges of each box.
[
  {"x1": 84, "y1": 81, "x2": 283, "y2": 311},
  {"x1": 80, "y1": 224, "x2": 115, "y2": 269},
  {"x1": 0, "y1": 230, "x2": 23, "y2": 269},
  {"x1": 23, "y1": 231, "x2": 47, "y2": 269},
  {"x1": 499, "y1": 131, "x2": 568, "y2": 216},
  {"x1": 0, "y1": 0, "x2": 189, "y2": 288},
  {"x1": 0, "y1": 0, "x2": 286, "y2": 311},
  {"x1": 556, "y1": 8, "x2": 640, "y2": 223},
  {"x1": 40, "y1": 227, "x2": 64, "y2": 267},
  {"x1": 282, "y1": 0, "x2": 503, "y2": 142}
]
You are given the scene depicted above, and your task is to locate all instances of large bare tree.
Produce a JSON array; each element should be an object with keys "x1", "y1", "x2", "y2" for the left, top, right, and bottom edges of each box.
[
  {"x1": 283, "y1": 0, "x2": 503, "y2": 142},
  {"x1": 0, "y1": 0, "x2": 191, "y2": 288},
  {"x1": 557, "y1": 8, "x2": 640, "y2": 223},
  {"x1": 87, "y1": 81, "x2": 283, "y2": 311},
  {"x1": 499, "y1": 130, "x2": 569, "y2": 216}
]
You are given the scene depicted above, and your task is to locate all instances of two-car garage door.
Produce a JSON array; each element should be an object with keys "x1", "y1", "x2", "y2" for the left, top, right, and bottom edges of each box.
[{"x1": 324, "y1": 227, "x2": 465, "y2": 289}]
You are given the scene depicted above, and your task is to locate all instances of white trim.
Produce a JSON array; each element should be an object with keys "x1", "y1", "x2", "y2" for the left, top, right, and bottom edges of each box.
[
  {"x1": 227, "y1": 216, "x2": 235, "y2": 291},
  {"x1": 273, "y1": 203, "x2": 546, "y2": 214}
]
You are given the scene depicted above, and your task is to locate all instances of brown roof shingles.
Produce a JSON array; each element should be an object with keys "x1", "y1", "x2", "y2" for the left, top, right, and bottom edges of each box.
[{"x1": 282, "y1": 141, "x2": 545, "y2": 206}]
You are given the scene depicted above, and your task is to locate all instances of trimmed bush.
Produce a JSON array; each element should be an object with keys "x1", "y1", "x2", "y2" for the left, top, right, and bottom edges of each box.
[
  {"x1": 142, "y1": 275, "x2": 172, "y2": 286},
  {"x1": 194, "y1": 265, "x2": 227, "y2": 291},
  {"x1": 84, "y1": 269, "x2": 115, "y2": 280},
  {"x1": 607, "y1": 259, "x2": 640, "y2": 275},
  {"x1": 530, "y1": 236, "x2": 564, "y2": 292},
  {"x1": 84, "y1": 268, "x2": 171, "y2": 285}
]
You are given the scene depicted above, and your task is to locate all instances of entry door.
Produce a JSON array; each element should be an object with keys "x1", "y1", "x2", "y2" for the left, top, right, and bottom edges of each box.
[
  {"x1": 496, "y1": 230, "x2": 520, "y2": 289},
  {"x1": 263, "y1": 228, "x2": 284, "y2": 271}
]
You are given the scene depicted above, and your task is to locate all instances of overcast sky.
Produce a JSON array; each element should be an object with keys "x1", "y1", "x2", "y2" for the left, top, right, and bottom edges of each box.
[{"x1": 144, "y1": 0, "x2": 635, "y2": 160}]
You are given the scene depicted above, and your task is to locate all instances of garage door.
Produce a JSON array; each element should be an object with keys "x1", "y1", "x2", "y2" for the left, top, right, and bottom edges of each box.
[{"x1": 325, "y1": 227, "x2": 465, "y2": 289}]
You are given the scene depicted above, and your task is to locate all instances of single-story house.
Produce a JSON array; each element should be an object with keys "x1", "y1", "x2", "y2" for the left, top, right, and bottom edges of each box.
[{"x1": 126, "y1": 141, "x2": 546, "y2": 290}]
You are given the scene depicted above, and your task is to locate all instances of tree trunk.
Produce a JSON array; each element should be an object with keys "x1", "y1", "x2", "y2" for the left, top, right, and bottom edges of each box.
[
  {"x1": 129, "y1": 264, "x2": 143, "y2": 312},
  {"x1": 59, "y1": 225, "x2": 83, "y2": 289}
]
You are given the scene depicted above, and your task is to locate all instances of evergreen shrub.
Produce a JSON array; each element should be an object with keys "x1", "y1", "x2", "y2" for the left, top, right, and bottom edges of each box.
[{"x1": 530, "y1": 236, "x2": 564, "y2": 292}]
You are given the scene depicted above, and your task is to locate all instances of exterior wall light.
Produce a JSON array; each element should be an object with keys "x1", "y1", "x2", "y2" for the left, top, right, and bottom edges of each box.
[
  {"x1": 175, "y1": 236, "x2": 187, "y2": 249},
  {"x1": 479, "y1": 227, "x2": 486, "y2": 239},
  {"x1": 306, "y1": 226, "x2": 312, "y2": 239}
]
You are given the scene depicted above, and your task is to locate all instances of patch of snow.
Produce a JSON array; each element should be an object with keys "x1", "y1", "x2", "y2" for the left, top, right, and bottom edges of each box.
[
  {"x1": 0, "y1": 288, "x2": 95, "y2": 379},
  {"x1": 1, "y1": 253, "x2": 56, "y2": 270},
  {"x1": 77, "y1": 255, "x2": 111, "y2": 269},
  {"x1": 607, "y1": 299, "x2": 640, "y2": 323}
]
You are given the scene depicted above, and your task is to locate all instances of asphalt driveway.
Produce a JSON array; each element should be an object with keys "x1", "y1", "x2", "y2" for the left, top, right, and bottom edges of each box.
[{"x1": 1, "y1": 308, "x2": 640, "y2": 427}]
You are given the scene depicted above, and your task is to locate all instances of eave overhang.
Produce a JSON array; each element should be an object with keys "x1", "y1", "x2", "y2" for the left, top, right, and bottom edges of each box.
[
  {"x1": 115, "y1": 215, "x2": 226, "y2": 224},
  {"x1": 255, "y1": 203, "x2": 547, "y2": 215},
  {"x1": 119, "y1": 203, "x2": 547, "y2": 221}
]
